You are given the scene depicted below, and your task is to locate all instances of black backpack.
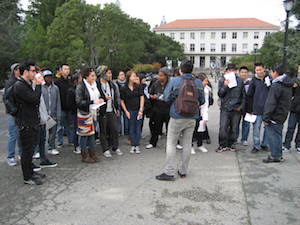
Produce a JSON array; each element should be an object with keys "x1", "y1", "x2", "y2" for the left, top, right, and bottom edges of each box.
[{"x1": 3, "y1": 84, "x2": 18, "y2": 116}]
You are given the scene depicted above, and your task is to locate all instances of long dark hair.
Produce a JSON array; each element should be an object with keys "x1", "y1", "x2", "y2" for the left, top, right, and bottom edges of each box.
[{"x1": 126, "y1": 71, "x2": 137, "y2": 85}]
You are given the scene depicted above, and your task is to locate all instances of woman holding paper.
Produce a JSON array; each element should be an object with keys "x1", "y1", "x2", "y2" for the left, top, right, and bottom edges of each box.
[{"x1": 76, "y1": 68, "x2": 104, "y2": 163}]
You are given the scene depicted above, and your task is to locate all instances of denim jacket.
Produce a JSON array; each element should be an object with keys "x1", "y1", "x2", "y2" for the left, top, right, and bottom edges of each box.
[{"x1": 163, "y1": 73, "x2": 205, "y2": 119}]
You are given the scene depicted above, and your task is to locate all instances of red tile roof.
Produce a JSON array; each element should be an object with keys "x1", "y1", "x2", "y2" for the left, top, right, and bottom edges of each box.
[{"x1": 154, "y1": 18, "x2": 279, "y2": 30}]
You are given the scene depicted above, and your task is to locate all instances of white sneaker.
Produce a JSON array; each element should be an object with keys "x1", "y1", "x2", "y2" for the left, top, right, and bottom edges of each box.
[
  {"x1": 296, "y1": 147, "x2": 300, "y2": 153},
  {"x1": 48, "y1": 149, "x2": 59, "y2": 155},
  {"x1": 198, "y1": 145, "x2": 208, "y2": 153},
  {"x1": 130, "y1": 147, "x2": 135, "y2": 154},
  {"x1": 103, "y1": 150, "x2": 112, "y2": 158},
  {"x1": 242, "y1": 141, "x2": 248, "y2": 146},
  {"x1": 115, "y1": 149, "x2": 123, "y2": 156},
  {"x1": 176, "y1": 144, "x2": 183, "y2": 150},
  {"x1": 33, "y1": 152, "x2": 40, "y2": 159},
  {"x1": 282, "y1": 147, "x2": 290, "y2": 153},
  {"x1": 146, "y1": 144, "x2": 154, "y2": 149},
  {"x1": 135, "y1": 146, "x2": 141, "y2": 154},
  {"x1": 73, "y1": 146, "x2": 81, "y2": 154},
  {"x1": 7, "y1": 158, "x2": 17, "y2": 166},
  {"x1": 191, "y1": 147, "x2": 196, "y2": 155}
]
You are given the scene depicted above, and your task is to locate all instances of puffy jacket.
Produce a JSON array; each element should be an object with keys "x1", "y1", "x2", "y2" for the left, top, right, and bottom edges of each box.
[
  {"x1": 75, "y1": 81, "x2": 94, "y2": 113},
  {"x1": 263, "y1": 75, "x2": 293, "y2": 124},
  {"x1": 218, "y1": 75, "x2": 245, "y2": 112}
]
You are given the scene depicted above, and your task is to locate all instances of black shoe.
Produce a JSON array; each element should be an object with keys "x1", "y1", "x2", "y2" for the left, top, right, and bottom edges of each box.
[
  {"x1": 155, "y1": 173, "x2": 175, "y2": 181},
  {"x1": 32, "y1": 172, "x2": 46, "y2": 179},
  {"x1": 263, "y1": 155, "x2": 284, "y2": 163},
  {"x1": 24, "y1": 178, "x2": 43, "y2": 185},
  {"x1": 251, "y1": 148, "x2": 260, "y2": 153},
  {"x1": 40, "y1": 160, "x2": 58, "y2": 168},
  {"x1": 32, "y1": 163, "x2": 41, "y2": 172},
  {"x1": 261, "y1": 146, "x2": 269, "y2": 152},
  {"x1": 177, "y1": 170, "x2": 186, "y2": 178}
]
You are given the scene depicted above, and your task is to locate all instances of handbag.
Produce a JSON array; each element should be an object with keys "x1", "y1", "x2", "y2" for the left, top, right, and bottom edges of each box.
[{"x1": 77, "y1": 111, "x2": 95, "y2": 136}]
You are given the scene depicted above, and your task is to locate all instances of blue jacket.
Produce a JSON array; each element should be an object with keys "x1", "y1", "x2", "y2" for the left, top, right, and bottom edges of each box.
[{"x1": 163, "y1": 73, "x2": 205, "y2": 119}]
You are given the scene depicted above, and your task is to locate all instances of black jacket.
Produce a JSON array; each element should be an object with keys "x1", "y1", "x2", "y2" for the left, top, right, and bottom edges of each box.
[
  {"x1": 263, "y1": 75, "x2": 294, "y2": 124},
  {"x1": 290, "y1": 78, "x2": 300, "y2": 113},
  {"x1": 66, "y1": 86, "x2": 77, "y2": 114},
  {"x1": 218, "y1": 75, "x2": 245, "y2": 112},
  {"x1": 149, "y1": 79, "x2": 170, "y2": 114},
  {"x1": 3, "y1": 75, "x2": 18, "y2": 114},
  {"x1": 14, "y1": 77, "x2": 41, "y2": 127},
  {"x1": 75, "y1": 81, "x2": 94, "y2": 113},
  {"x1": 55, "y1": 76, "x2": 72, "y2": 111}
]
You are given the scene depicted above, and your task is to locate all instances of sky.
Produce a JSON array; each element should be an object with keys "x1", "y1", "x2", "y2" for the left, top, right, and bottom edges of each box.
[{"x1": 19, "y1": 0, "x2": 297, "y2": 28}]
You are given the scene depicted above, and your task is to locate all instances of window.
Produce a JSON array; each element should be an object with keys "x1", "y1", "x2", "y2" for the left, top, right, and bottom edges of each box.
[
  {"x1": 221, "y1": 56, "x2": 227, "y2": 67},
  {"x1": 265, "y1": 32, "x2": 271, "y2": 37},
  {"x1": 211, "y1": 32, "x2": 216, "y2": 39},
  {"x1": 242, "y1": 43, "x2": 248, "y2": 52},
  {"x1": 200, "y1": 32, "x2": 205, "y2": 39},
  {"x1": 190, "y1": 43, "x2": 195, "y2": 52},
  {"x1": 190, "y1": 56, "x2": 195, "y2": 64},
  {"x1": 221, "y1": 32, "x2": 226, "y2": 39},
  {"x1": 232, "y1": 43, "x2": 237, "y2": 52},
  {"x1": 221, "y1": 43, "x2": 226, "y2": 52},
  {"x1": 232, "y1": 32, "x2": 237, "y2": 39},
  {"x1": 190, "y1": 32, "x2": 195, "y2": 39},
  {"x1": 254, "y1": 32, "x2": 259, "y2": 39},
  {"x1": 210, "y1": 43, "x2": 216, "y2": 52},
  {"x1": 170, "y1": 33, "x2": 175, "y2": 39},
  {"x1": 200, "y1": 56, "x2": 205, "y2": 68},
  {"x1": 200, "y1": 43, "x2": 205, "y2": 52},
  {"x1": 243, "y1": 32, "x2": 248, "y2": 39},
  {"x1": 180, "y1": 32, "x2": 185, "y2": 39},
  {"x1": 210, "y1": 56, "x2": 216, "y2": 67}
]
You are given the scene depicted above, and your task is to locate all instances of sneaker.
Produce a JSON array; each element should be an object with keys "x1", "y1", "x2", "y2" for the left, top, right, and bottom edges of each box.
[
  {"x1": 228, "y1": 146, "x2": 238, "y2": 152},
  {"x1": 135, "y1": 146, "x2": 141, "y2": 154},
  {"x1": 263, "y1": 155, "x2": 285, "y2": 163},
  {"x1": 57, "y1": 145, "x2": 63, "y2": 149},
  {"x1": 40, "y1": 160, "x2": 58, "y2": 168},
  {"x1": 251, "y1": 148, "x2": 260, "y2": 153},
  {"x1": 33, "y1": 152, "x2": 40, "y2": 159},
  {"x1": 130, "y1": 147, "x2": 135, "y2": 154},
  {"x1": 48, "y1": 149, "x2": 59, "y2": 155},
  {"x1": 33, "y1": 164, "x2": 41, "y2": 172},
  {"x1": 103, "y1": 150, "x2": 112, "y2": 158},
  {"x1": 215, "y1": 146, "x2": 227, "y2": 153},
  {"x1": 114, "y1": 149, "x2": 124, "y2": 156},
  {"x1": 73, "y1": 146, "x2": 81, "y2": 154},
  {"x1": 7, "y1": 158, "x2": 17, "y2": 166},
  {"x1": 198, "y1": 145, "x2": 208, "y2": 153},
  {"x1": 32, "y1": 172, "x2": 46, "y2": 179},
  {"x1": 191, "y1": 147, "x2": 196, "y2": 155},
  {"x1": 261, "y1": 145, "x2": 269, "y2": 152},
  {"x1": 146, "y1": 144, "x2": 154, "y2": 149},
  {"x1": 296, "y1": 147, "x2": 300, "y2": 153},
  {"x1": 176, "y1": 144, "x2": 183, "y2": 150},
  {"x1": 242, "y1": 141, "x2": 248, "y2": 146},
  {"x1": 282, "y1": 146, "x2": 290, "y2": 153},
  {"x1": 24, "y1": 178, "x2": 43, "y2": 185},
  {"x1": 155, "y1": 173, "x2": 175, "y2": 181},
  {"x1": 177, "y1": 170, "x2": 186, "y2": 178}
]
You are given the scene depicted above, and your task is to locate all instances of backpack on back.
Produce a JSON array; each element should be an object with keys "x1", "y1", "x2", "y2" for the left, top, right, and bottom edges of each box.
[
  {"x1": 175, "y1": 77, "x2": 199, "y2": 117},
  {"x1": 3, "y1": 84, "x2": 18, "y2": 116}
]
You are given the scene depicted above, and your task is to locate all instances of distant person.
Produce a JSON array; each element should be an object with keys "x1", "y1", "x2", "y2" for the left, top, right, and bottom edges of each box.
[
  {"x1": 156, "y1": 59, "x2": 205, "y2": 181},
  {"x1": 262, "y1": 65, "x2": 293, "y2": 163}
]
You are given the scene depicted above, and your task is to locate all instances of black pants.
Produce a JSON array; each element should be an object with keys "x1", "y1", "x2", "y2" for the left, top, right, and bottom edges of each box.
[
  {"x1": 218, "y1": 110, "x2": 241, "y2": 148},
  {"x1": 99, "y1": 112, "x2": 119, "y2": 152},
  {"x1": 193, "y1": 119, "x2": 208, "y2": 147},
  {"x1": 149, "y1": 111, "x2": 170, "y2": 147},
  {"x1": 19, "y1": 125, "x2": 38, "y2": 180}
]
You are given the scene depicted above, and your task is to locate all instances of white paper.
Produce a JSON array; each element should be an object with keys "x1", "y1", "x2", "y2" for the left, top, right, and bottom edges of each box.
[
  {"x1": 90, "y1": 102, "x2": 106, "y2": 110},
  {"x1": 265, "y1": 76, "x2": 271, "y2": 87},
  {"x1": 46, "y1": 116, "x2": 57, "y2": 130},
  {"x1": 224, "y1": 72, "x2": 237, "y2": 88},
  {"x1": 197, "y1": 120, "x2": 206, "y2": 132},
  {"x1": 244, "y1": 113, "x2": 257, "y2": 123}
]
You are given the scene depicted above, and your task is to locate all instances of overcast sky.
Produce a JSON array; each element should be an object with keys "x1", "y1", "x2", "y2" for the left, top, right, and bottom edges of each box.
[{"x1": 19, "y1": 0, "x2": 296, "y2": 28}]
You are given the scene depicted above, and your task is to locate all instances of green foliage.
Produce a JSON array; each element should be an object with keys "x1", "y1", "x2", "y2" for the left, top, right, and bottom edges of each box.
[
  {"x1": 230, "y1": 54, "x2": 257, "y2": 71},
  {"x1": 133, "y1": 63, "x2": 161, "y2": 73}
]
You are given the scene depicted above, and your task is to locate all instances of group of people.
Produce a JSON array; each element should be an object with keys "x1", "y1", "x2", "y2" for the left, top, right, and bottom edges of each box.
[{"x1": 2, "y1": 58, "x2": 300, "y2": 184}]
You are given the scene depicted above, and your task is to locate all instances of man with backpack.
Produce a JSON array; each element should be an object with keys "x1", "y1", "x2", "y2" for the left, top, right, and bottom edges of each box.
[{"x1": 156, "y1": 60, "x2": 205, "y2": 181}]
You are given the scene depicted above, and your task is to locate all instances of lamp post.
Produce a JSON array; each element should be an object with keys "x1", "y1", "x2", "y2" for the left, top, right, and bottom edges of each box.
[
  {"x1": 109, "y1": 48, "x2": 114, "y2": 69},
  {"x1": 282, "y1": 0, "x2": 294, "y2": 71},
  {"x1": 253, "y1": 43, "x2": 258, "y2": 65}
]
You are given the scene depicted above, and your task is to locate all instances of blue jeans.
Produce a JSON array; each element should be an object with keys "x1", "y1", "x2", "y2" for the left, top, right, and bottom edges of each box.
[
  {"x1": 118, "y1": 111, "x2": 129, "y2": 135},
  {"x1": 266, "y1": 123, "x2": 283, "y2": 159},
  {"x1": 70, "y1": 113, "x2": 79, "y2": 147},
  {"x1": 33, "y1": 125, "x2": 48, "y2": 163},
  {"x1": 79, "y1": 135, "x2": 95, "y2": 152},
  {"x1": 241, "y1": 120, "x2": 250, "y2": 142},
  {"x1": 283, "y1": 112, "x2": 300, "y2": 149},
  {"x1": 128, "y1": 111, "x2": 142, "y2": 146},
  {"x1": 57, "y1": 111, "x2": 74, "y2": 146},
  {"x1": 48, "y1": 124, "x2": 57, "y2": 150},
  {"x1": 253, "y1": 115, "x2": 268, "y2": 149},
  {"x1": 6, "y1": 115, "x2": 22, "y2": 158}
]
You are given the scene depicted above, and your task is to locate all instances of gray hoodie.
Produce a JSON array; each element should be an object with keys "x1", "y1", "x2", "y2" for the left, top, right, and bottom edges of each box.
[{"x1": 42, "y1": 83, "x2": 61, "y2": 121}]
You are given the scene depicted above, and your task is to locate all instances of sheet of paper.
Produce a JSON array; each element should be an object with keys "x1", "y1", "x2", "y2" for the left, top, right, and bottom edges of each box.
[
  {"x1": 224, "y1": 72, "x2": 237, "y2": 88},
  {"x1": 265, "y1": 76, "x2": 271, "y2": 87},
  {"x1": 197, "y1": 120, "x2": 206, "y2": 132},
  {"x1": 90, "y1": 102, "x2": 106, "y2": 110},
  {"x1": 244, "y1": 113, "x2": 257, "y2": 123}
]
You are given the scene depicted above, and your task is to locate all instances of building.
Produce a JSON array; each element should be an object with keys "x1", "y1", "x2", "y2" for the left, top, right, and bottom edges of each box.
[{"x1": 153, "y1": 18, "x2": 280, "y2": 70}]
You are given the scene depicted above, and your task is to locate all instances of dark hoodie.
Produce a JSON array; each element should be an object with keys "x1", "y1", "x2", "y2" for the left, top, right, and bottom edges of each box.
[{"x1": 263, "y1": 74, "x2": 294, "y2": 124}]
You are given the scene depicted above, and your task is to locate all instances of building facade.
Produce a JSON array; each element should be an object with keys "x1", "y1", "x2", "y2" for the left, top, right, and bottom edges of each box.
[{"x1": 153, "y1": 18, "x2": 279, "y2": 70}]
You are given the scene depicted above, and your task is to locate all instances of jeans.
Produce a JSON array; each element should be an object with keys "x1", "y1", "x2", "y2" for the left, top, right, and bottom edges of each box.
[
  {"x1": 6, "y1": 115, "x2": 22, "y2": 158},
  {"x1": 253, "y1": 115, "x2": 268, "y2": 149},
  {"x1": 118, "y1": 111, "x2": 129, "y2": 135},
  {"x1": 70, "y1": 113, "x2": 79, "y2": 147},
  {"x1": 266, "y1": 123, "x2": 283, "y2": 159},
  {"x1": 241, "y1": 119, "x2": 250, "y2": 142},
  {"x1": 79, "y1": 135, "x2": 95, "y2": 152},
  {"x1": 149, "y1": 111, "x2": 170, "y2": 147},
  {"x1": 48, "y1": 124, "x2": 57, "y2": 150},
  {"x1": 283, "y1": 112, "x2": 300, "y2": 149},
  {"x1": 33, "y1": 125, "x2": 48, "y2": 163},
  {"x1": 218, "y1": 110, "x2": 241, "y2": 148},
  {"x1": 128, "y1": 111, "x2": 142, "y2": 147},
  {"x1": 99, "y1": 112, "x2": 119, "y2": 152},
  {"x1": 57, "y1": 110, "x2": 74, "y2": 146},
  {"x1": 164, "y1": 118, "x2": 196, "y2": 176},
  {"x1": 19, "y1": 125, "x2": 38, "y2": 180}
]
